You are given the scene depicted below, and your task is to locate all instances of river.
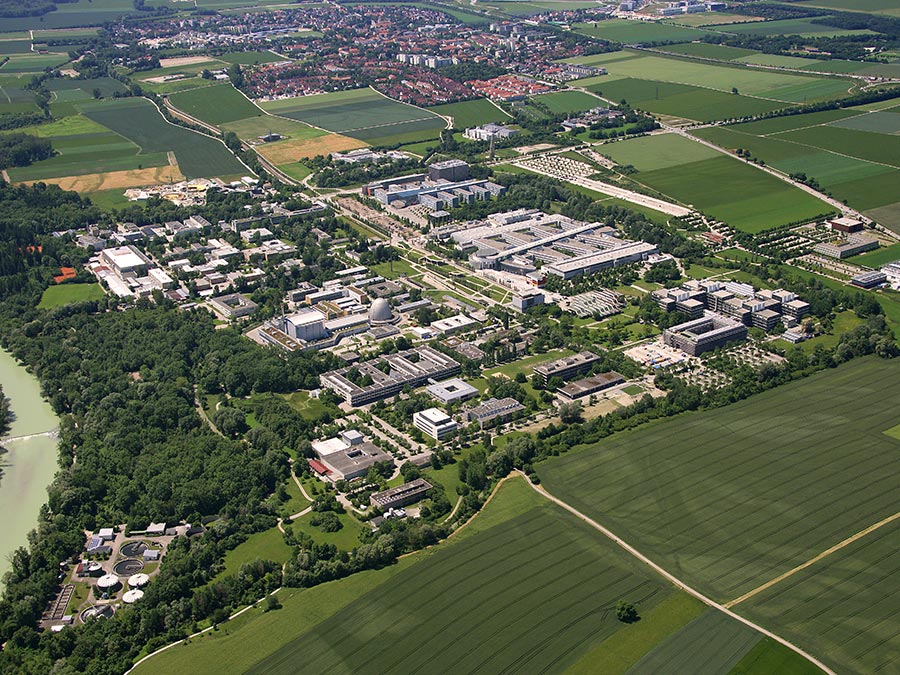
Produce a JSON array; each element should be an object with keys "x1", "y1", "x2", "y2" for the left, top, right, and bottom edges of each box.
[{"x1": 0, "y1": 349, "x2": 59, "y2": 584}]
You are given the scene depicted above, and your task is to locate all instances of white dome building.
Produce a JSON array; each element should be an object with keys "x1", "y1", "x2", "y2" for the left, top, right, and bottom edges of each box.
[
  {"x1": 128, "y1": 573, "x2": 150, "y2": 589},
  {"x1": 97, "y1": 574, "x2": 119, "y2": 591},
  {"x1": 368, "y1": 298, "x2": 396, "y2": 325},
  {"x1": 122, "y1": 589, "x2": 144, "y2": 604}
]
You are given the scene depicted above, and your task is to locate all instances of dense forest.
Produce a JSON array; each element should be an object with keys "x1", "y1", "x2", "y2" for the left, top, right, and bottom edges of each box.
[{"x1": 0, "y1": 134, "x2": 53, "y2": 171}]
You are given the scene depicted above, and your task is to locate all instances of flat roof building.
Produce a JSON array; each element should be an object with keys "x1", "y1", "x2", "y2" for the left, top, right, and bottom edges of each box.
[
  {"x1": 209, "y1": 293, "x2": 258, "y2": 319},
  {"x1": 558, "y1": 372, "x2": 625, "y2": 401},
  {"x1": 533, "y1": 351, "x2": 602, "y2": 388},
  {"x1": 316, "y1": 441, "x2": 393, "y2": 481},
  {"x1": 413, "y1": 408, "x2": 458, "y2": 440},
  {"x1": 426, "y1": 378, "x2": 480, "y2": 404},
  {"x1": 321, "y1": 346, "x2": 461, "y2": 407},
  {"x1": 370, "y1": 478, "x2": 433, "y2": 511},
  {"x1": 814, "y1": 236, "x2": 878, "y2": 259},
  {"x1": 430, "y1": 313, "x2": 478, "y2": 335},
  {"x1": 663, "y1": 313, "x2": 748, "y2": 356},
  {"x1": 466, "y1": 397, "x2": 525, "y2": 428},
  {"x1": 99, "y1": 245, "x2": 152, "y2": 279}
]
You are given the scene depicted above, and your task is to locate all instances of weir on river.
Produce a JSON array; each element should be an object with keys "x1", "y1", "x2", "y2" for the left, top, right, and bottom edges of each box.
[{"x1": 0, "y1": 350, "x2": 59, "y2": 585}]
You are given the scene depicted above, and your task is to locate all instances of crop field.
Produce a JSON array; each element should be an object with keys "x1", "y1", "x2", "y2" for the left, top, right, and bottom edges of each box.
[
  {"x1": 132, "y1": 478, "x2": 711, "y2": 675},
  {"x1": 20, "y1": 165, "x2": 185, "y2": 192},
  {"x1": 538, "y1": 357, "x2": 900, "y2": 611},
  {"x1": 532, "y1": 90, "x2": 601, "y2": 114},
  {"x1": 846, "y1": 242, "x2": 900, "y2": 267},
  {"x1": 572, "y1": 20, "x2": 716, "y2": 44},
  {"x1": 0, "y1": 0, "x2": 157, "y2": 31},
  {"x1": 169, "y1": 83, "x2": 264, "y2": 126},
  {"x1": 259, "y1": 88, "x2": 446, "y2": 145},
  {"x1": 46, "y1": 77, "x2": 128, "y2": 100},
  {"x1": 744, "y1": 515, "x2": 900, "y2": 674},
  {"x1": 600, "y1": 133, "x2": 831, "y2": 231},
  {"x1": 0, "y1": 53, "x2": 70, "y2": 73},
  {"x1": 0, "y1": 40, "x2": 33, "y2": 55},
  {"x1": 78, "y1": 97, "x2": 245, "y2": 179},
  {"x1": 796, "y1": 0, "x2": 900, "y2": 15},
  {"x1": 661, "y1": 42, "x2": 757, "y2": 60},
  {"x1": 574, "y1": 51, "x2": 852, "y2": 104},
  {"x1": 255, "y1": 133, "x2": 364, "y2": 163},
  {"x1": 721, "y1": 18, "x2": 877, "y2": 37},
  {"x1": 695, "y1": 109, "x2": 900, "y2": 220},
  {"x1": 428, "y1": 98, "x2": 511, "y2": 128}
]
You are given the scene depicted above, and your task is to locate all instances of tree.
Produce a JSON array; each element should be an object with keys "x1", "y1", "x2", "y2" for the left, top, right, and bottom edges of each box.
[
  {"x1": 213, "y1": 407, "x2": 248, "y2": 438},
  {"x1": 265, "y1": 595, "x2": 282, "y2": 611},
  {"x1": 559, "y1": 401, "x2": 583, "y2": 425},
  {"x1": 616, "y1": 600, "x2": 639, "y2": 623}
]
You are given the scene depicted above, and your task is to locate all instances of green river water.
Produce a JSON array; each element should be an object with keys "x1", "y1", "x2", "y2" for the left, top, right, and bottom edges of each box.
[{"x1": 0, "y1": 349, "x2": 59, "y2": 584}]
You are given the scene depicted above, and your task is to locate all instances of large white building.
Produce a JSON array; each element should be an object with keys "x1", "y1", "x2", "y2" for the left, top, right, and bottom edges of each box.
[
  {"x1": 99, "y1": 245, "x2": 152, "y2": 279},
  {"x1": 413, "y1": 408, "x2": 458, "y2": 440}
]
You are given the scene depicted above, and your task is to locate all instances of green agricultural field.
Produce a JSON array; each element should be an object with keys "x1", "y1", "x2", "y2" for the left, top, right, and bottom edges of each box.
[
  {"x1": 217, "y1": 51, "x2": 290, "y2": 65},
  {"x1": 37, "y1": 283, "x2": 104, "y2": 308},
  {"x1": 735, "y1": 53, "x2": 819, "y2": 68},
  {"x1": 588, "y1": 77, "x2": 784, "y2": 121},
  {"x1": 830, "y1": 109, "x2": 900, "y2": 134},
  {"x1": 428, "y1": 98, "x2": 511, "y2": 128},
  {"x1": 0, "y1": 53, "x2": 70, "y2": 73},
  {"x1": 532, "y1": 90, "x2": 602, "y2": 114},
  {"x1": 259, "y1": 88, "x2": 446, "y2": 144},
  {"x1": 601, "y1": 134, "x2": 831, "y2": 231},
  {"x1": 722, "y1": 109, "x2": 859, "y2": 135},
  {"x1": 845, "y1": 242, "x2": 900, "y2": 267},
  {"x1": 0, "y1": 40, "x2": 34, "y2": 55},
  {"x1": 744, "y1": 515, "x2": 900, "y2": 674},
  {"x1": 78, "y1": 97, "x2": 245, "y2": 179},
  {"x1": 169, "y1": 83, "x2": 264, "y2": 126},
  {"x1": 796, "y1": 0, "x2": 900, "y2": 15},
  {"x1": 867, "y1": 201, "x2": 900, "y2": 233},
  {"x1": 600, "y1": 133, "x2": 720, "y2": 171},
  {"x1": 46, "y1": 77, "x2": 128, "y2": 100},
  {"x1": 128, "y1": 477, "x2": 736, "y2": 675},
  {"x1": 572, "y1": 19, "x2": 716, "y2": 44},
  {"x1": 660, "y1": 42, "x2": 757, "y2": 60},
  {"x1": 220, "y1": 114, "x2": 324, "y2": 142},
  {"x1": 723, "y1": 18, "x2": 877, "y2": 37},
  {"x1": 539, "y1": 357, "x2": 900, "y2": 611}
]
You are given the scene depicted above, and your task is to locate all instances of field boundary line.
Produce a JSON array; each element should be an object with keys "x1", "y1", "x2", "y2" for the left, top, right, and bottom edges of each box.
[
  {"x1": 725, "y1": 509, "x2": 900, "y2": 609},
  {"x1": 521, "y1": 471, "x2": 837, "y2": 675}
]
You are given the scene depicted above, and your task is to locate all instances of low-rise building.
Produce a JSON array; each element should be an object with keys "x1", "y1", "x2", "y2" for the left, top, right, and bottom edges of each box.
[
  {"x1": 430, "y1": 313, "x2": 478, "y2": 335},
  {"x1": 370, "y1": 478, "x2": 433, "y2": 511},
  {"x1": 557, "y1": 372, "x2": 625, "y2": 401},
  {"x1": 209, "y1": 293, "x2": 258, "y2": 319},
  {"x1": 466, "y1": 397, "x2": 525, "y2": 428},
  {"x1": 426, "y1": 378, "x2": 480, "y2": 404},
  {"x1": 463, "y1": 123, "x2": 520, "y2": 142},
  {"x1": 533, "y1": 351, "x2": 602, "y2": 388},
  {"x1": 413, "y1": 408, "x2": 458, "y2": 440},
  {"x1": 663, "y1": 313, "x2": 748, "y2": 356},
  {"x1": 813, "y1": 236, "x2": 879, "y2": 259}
]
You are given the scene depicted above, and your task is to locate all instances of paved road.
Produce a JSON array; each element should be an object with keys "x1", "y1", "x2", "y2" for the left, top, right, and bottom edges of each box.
[{"x1": 521, "y1": 472, "x2": 837, "y2": 675}]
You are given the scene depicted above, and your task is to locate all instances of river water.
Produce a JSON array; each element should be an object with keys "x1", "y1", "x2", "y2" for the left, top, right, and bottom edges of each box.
[{"x1": 0, "y1": 349, "x2": 59, "y2": 583}]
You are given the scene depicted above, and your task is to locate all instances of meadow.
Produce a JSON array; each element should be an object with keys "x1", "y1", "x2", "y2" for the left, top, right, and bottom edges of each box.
[
  {"x1": 259, "y1": 88, "x2": 446, "y2": 146},
  {"x1": 720, "y1": 17, "x2": 879, "y2": 37},
  {"x1": 217, "y1": 51, "x2": 290, "y2": 65},
  {"x1": 532, "y1": 90, "x2": 602, "y2": 114},
  {"x1": 538, "y1": 357, "x2": 900, "y2": 609},
  {"x1": 37, "y1": 283, "x2": 105, "y2": 308},
  {"x1": 600, "y1": 134, "x2": 832, "y2": 231},
  {"x1": 428, "y1": 98, "x2": 511, "y2": 128},
  {"x1": 0, "y1": 0, "x2": 148, "y2": 31},
  {"x1": 661, "y1": 42, "x2": 757, "y2": 60},
  {"x1": 845, "y1": 242, "x2": 900, "y2": 267},
  {"x1": 169, "y1": 83, "x2": 264, "y2": 126}
]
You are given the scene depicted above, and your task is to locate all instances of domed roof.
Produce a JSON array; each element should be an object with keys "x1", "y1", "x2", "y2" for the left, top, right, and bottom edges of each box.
[
  {"x1": 368, "y1": 298, "x2": 394, "y2": 324},
  {"x1": 128, "y1": 573, "x2": 150, "y2": 588},
  {"x1": 122, "y1": 589, "x2": 144, "y2": 604}
]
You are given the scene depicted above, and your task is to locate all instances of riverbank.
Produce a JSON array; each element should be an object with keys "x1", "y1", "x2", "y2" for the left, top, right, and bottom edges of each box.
[{"x1": 0, "y1": 350, "x2": 59, "y2": 583}]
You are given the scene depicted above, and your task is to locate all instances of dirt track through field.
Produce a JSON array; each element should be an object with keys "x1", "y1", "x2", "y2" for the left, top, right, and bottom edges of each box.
[{"x1": 725, "y1": 509, "x2": 900, "y2": 609}]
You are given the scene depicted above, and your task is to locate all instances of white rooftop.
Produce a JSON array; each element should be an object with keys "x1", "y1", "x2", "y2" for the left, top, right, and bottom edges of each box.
[
  {"x1": 312, "y1": 437, "x2": 350, "y2": 457},
  {"x1": 417, "y1": 408, "x2": 453, "y2": 424},
  {"x1": 287, "y1": 309, "x2": 326, "y2": 326}
]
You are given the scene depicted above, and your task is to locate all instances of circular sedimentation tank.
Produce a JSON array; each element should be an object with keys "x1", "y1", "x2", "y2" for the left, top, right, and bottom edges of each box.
[
  {"x1": 96, "y1": 573, "x2": 119, "y2": 590},
  {"x1": 122, "y1": 589, "x2": 144, "y2": 604},
  {"x1": 80, "y1": 605, "x2": 114, "y2": 622},
  {"x1": 128, "y1": 573, "x2": 150, "y2": 589},
  {"x1": 120, "y1": 541, "x2": 147, "y2": 558},
  {"x1": 113, "y1": 558, "x2": 144, "y2": 576}
]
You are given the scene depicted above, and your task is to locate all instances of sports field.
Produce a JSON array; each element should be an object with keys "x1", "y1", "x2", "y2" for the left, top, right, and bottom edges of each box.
[
  {"x1": 600, "y1": 134, "x2": 832, "y2": 231},
  {"x1": 169, "y1": 83, "x2": 264, "y2": 126},
  {"x1": 428, "y1": 98, "x2": 511, "y2": 128},
  {"x1": 259, "y1": 88, "x2": 446, "y2": 146},
  {"x1": 37, "y1": 283, "x2": 105, "y2": 308},
  {"x1": 538, "y1": 357, "x2": 900, "y2": 618}
]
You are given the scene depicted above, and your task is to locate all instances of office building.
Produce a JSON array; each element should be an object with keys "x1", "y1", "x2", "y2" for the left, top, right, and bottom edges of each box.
[
  {"x1": 663, "y1": 313, "x2": 748, "y2": 356},
  {"x1": 413, "y1": 408, "x2": 458, "y2": 440},
  {"x1": 533, "y1": 351, "x2": 602, "y2": 388}
]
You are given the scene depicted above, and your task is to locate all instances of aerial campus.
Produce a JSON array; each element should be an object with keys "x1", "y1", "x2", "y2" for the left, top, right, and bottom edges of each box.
[{"x1": 1, "y1": 0, "x2": 900, "y2": 674}]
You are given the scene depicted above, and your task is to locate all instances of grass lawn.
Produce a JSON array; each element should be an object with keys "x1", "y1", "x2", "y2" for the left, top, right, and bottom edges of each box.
[
  {"x1": 845, "y1": 242, "x2": 900, "y2": 267},
  {"x1": 532, "y1": 90, "x2": 602, "y2": 114},
  {"x1": 289, "y1": 510, "x2": 365, "y2": 551},
  {"x1": 277, "y1": 479, "x2": 310, "y2": 518},
  {"x1": 282, "y1": 390, "x2": 337, "y2": 423},
  {"x1": 621, "y1": 384, "x2": 644, "y2": 396},
  {"x1": 214, "y1": 528, "x2": 293, "y2": 582},
  {"x1": 372, "y1": 258, "x2": 418, "y2": 279},
  {"x1": 38, "y1": 283, "x2": 105, "y2": 308},
  {"x1": 539, "y1": 356, "x2": 900, "y2": 607}
]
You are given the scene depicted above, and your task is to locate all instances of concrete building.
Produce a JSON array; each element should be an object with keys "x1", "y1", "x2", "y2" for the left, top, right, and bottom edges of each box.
[
  {"x1": 533, "y1": 351, "x2": 602, "y2": 388},
  {"x1": 321, "y1": 346, "x2": 461, "y2": 406},
  {"x1": 558, "y1": 372, "x2": 625, "y2": 401},
  {"x1": 209, "y1": 293, "x2": 258, "y2": 319},
  {"x1": 413, "y1": 408, "x2": 458, "y2": 440},
  {"x1": 463, "y1": 123, "x2": 520, "y2": 142},
  {"x1": 310, "y1": 430, "x2": 393, "y2": 481},
  {"x1": 428, "y1": 159, "x2": 470, "y2": 182},
  {"x1": 370, "y1": 478, "x2": 433, "y2": 511},
  {"x1": 430, "y1": 313, "x2": 478, "y2": 335},
  {"x1": 426, "y1": 378, "x2": 480, "y2": 404},
  {"x1": 829, "y1": 216, "x2": 864, "y2": 233},
  {"x1": 851, "y1": 270, "x2": 887, "y2": 288},
  {"x1": 511, "y1": 290, "x2": 544, "y2": 313},
  {"x1": 99, "y1": 245, "x2": 152, "y2": 279},
  {"x1": 814, "y1": 236, "x2": 879, "y2": 259},
  {"x1": 466, "y1": 397, "x2": 525, "y2": 428},
  {"x1": 663, "y1": 313, "x2": 748, "y2": 356},
  {"x1": 283, "y1": 309, "x2": 328, "y2": 341}
]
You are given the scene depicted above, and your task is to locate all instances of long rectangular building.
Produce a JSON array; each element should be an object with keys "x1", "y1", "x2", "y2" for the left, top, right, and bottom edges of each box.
[{"x1": 321, "y1": 346, "x2": 461, "y2": 407}]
